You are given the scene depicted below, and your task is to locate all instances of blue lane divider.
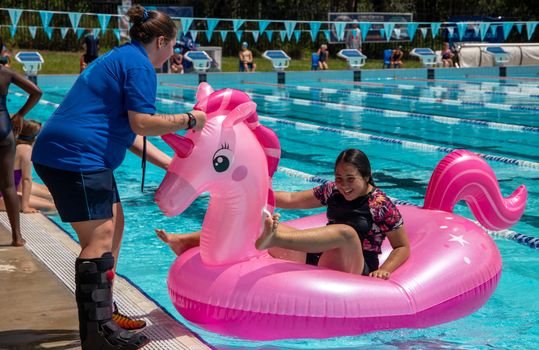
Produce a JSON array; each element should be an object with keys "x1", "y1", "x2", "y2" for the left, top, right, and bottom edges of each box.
[
  {"x1": 162, "y1": 82, "x2": 539, "y2": 133},
  {"x1": 391, "y1": 76, "x2": 539, "y2": 90},
  {"x1": 319, "y1": 79, "x2": 539, "y2": 99},
  {"x1": 155, "y1": 94, "x2": 539, "y2": 169},
  {"x1": 277, "y1": 166, "x2": 539, "y2": 249},
  {"x1": 242, "y1": 81, "x2": 539, "y2": 113}
]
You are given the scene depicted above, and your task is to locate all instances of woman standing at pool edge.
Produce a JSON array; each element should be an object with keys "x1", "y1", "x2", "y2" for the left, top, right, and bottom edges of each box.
[
  {"x1": 32, "y1": 5, "x2": 206, "y2": 350},
  {"x1": 0, "y1": 62, "x2": 42, "y2": 247}
]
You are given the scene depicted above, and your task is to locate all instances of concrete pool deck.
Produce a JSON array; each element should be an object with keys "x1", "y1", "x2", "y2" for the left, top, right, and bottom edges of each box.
[{"x1": 0, "y1": 212, "x2": 210, "y2": 350}]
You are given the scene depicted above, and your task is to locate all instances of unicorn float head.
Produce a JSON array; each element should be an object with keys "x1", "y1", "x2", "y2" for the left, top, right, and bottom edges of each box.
[{"x1": 155, "y1": 83, "x2": 280, "y2": 265}]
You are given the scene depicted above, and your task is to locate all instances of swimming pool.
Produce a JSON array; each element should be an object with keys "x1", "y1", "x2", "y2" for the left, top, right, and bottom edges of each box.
[{"x1": 7, "y1": 66, "x2": 539, "y2": 349}]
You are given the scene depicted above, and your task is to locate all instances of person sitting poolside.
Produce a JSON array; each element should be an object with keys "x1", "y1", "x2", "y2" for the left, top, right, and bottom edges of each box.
[
  {"x1": 239, "y1": 42, "x2": 256, "y2": 72},
  {"x1": 170, "y1": 48, "x2": 184, "y2": 74},
  {"x1": 317, "y1": 44, "x2": 329, "y2": 70},
  {"x1": 441, "y1": 42, "x2": 454, "y2": 68},
  {"x1": 390, "y1": 46, "x2": 404, "y2": 68}
]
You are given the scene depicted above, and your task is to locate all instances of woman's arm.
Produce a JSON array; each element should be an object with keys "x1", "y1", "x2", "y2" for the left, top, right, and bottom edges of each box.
[
  {"x1": 369, "y1": 225, "x2": 410, "y2": 279},
  {"x1": 128, "y1": 109, "x2": 206, "y2": 136},
  {"x1": 10, "y1": 69, "x2": 42, "y2": 133},
  {"x1": 129, "y1": 135, "x2": 172, "y2": 171},
  {"x1": 275, "y1": 189, "x2": 323, "y2": 209}
]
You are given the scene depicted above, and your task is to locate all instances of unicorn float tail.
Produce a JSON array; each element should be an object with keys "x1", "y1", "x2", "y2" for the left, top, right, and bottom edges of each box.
[{"x1": 423, "y1": 150, "x2": 527, "y2": 231}]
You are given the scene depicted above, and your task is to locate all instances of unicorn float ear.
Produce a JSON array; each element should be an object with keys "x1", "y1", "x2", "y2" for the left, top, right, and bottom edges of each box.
[
  {"x1": 223, "y1": 101, "x2": 257, "y2": 129},
  {"x1": 162, "y1": 133, "x2": 194, "y2": 158},
  {"x1": 194, "y1": 82, "x2": 215, "y2": 111}
]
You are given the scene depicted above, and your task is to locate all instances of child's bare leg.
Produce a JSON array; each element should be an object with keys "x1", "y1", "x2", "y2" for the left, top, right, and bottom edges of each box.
[{"x1": 156, "y1": 229, "x2": 200, "y2": 256}]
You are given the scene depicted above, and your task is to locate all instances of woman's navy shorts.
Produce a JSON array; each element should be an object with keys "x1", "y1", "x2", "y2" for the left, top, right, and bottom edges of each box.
[{"x1": 34, "y1": 163, "x2": 120, "y2": 223}]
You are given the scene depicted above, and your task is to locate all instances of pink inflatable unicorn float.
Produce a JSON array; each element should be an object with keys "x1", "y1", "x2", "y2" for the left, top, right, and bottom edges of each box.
[{"x1": 155, "y1": 83, "x2": 527, "y2": 340}]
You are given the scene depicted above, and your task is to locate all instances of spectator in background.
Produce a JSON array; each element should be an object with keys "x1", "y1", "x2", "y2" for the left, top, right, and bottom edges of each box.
[
  {"x1": 0, "y1": 36, "x2": 11, "y2": 68},
  {"x1": 390, "y1": 46, "x2": 404, "y2": 68},
  {"x1": 80, "y1": 29, "x2": 99, "y2": 72},
  {"x1": 170, "y1": 48, "x2": 184, "y2": 74},
  {"x1": 441, "y1": 42, "x2": 454, "y2": 68},
  {"x1": 345, "y1": 20, "x2": 362, "y2": 51},
  {"x1": 317, "y1": 44, "x2": 329, "y2": 70},
  {"x1": 239, "y1": 42, "x2": 256, "y2": 72}
]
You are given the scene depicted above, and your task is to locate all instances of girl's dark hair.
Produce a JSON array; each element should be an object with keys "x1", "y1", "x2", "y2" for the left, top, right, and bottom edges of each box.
[
  {"x1": 126, "y1": 5, "x2": 177, "y2": 44},
  {"x1": 17, "y1": 119, "x2": 41, "y2": 145},
  {"x1": 335, "y1": 149, "x2": 375, "y2": 186}
]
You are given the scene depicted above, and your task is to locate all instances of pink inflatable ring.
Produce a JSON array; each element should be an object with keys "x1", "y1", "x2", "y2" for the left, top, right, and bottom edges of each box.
[{"x1": 155, "y1": 83, "x2": 527, "y2": 340}]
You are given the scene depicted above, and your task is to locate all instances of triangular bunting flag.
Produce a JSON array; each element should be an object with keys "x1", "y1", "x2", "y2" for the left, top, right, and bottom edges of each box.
[
  {"x1": 252, "y1": 31, "x2": 259, "y2": 42},
  {"x1": 235, "y1": 30, "x2": 243, "y2": 42},
  {"x1": 233, "y1": 19, "x2": 245, "y2": 32},
  {"x1": 309, "y1": 22, "x2": 321, "y2": 42},
  {"x1": 180, "y1": 17, "x2": 194, "y2": 33},
  {"x1": 219, "y1": 30, "x2": 228, "y2": 42},
  {"x1": 97, "y1": 14, "x2": 111, "y2": 34},
  {"x1": 76, "y1": 28, "x2": 85, "y2": 39},
  {"x1": 60, "y1": 27, "x2": 69, "y2": 39},
  {"x1": 430, "y1": 22, "x2": 441, "y2": 38},
  {"x1": 39, "y1": 11, "x2": 54, "y2": 29},
  {"x1": 28, "y1": 26, "x2": 37, "y2": 39},
  {"x1": 502, "y1": 22, "x2": 513, "y2": 40},
  {"x1": 333, "y1": 22, "x2": 346, "y2": 41},
  {"x1": 279, "y1": 30, "x2": 286, "y2": 42},
  {"x1": 92, "y1": 28, "x2": 100, "y2": 38},
  {"x1": 323, "y1": 29, "x2": 331, "y2": 42},
  {"x1": 265, "y1": 30, "x2": 273, "y2": 42},
  {"x1": 293, "y1": 29, "x2": 301, "y2": 42},
  {"x1": 394, "y1": 28, "x2": 401, "y2": 40},
  {"x1": 68, "y1": 12, "x2": 83, "y2": 31},
  {"x1": 207, "y1": 19, "x2": 219, "y2": 33},
  {"x1": 406, "y1": 23, "x2": 418, "y2": 41},
  {"x1": 44, "y1": 27, "x2": 54, "y2": 40},
  {"x1": 527, "y1": 22, "x2": 538, "y2": 40},
  {"x1": 205, "y1": 30, "x2": 213, "y2": 42},
  {"x1": 457, "y1": 22, "x2": 468, "y2": 41},
  {"x1": 9, "y1": 25, "x2": 17, "y2": 38},
  {"x1": 190, "y1": 30, "x2": 198, "y2": 42},
  {"x1": 359, "y1": 23, "x2": 371, "y2": 42},
  {"x1": 516, "y1": 23, "x2": 523, "y2": 34},
  {"x1": 447, "y1": 27, "x2": 454, "y2": 38},
  {"x1": 480, "y1": 22, "x2": 490, "y2": 41},
  {"x1": 8, "y1": 9, "x2": 23, "y2": 27},
  {"x1": 113, "y1": 29, "x2": 121, "y2": 42},
  {"x1": 258, "y1": 20, "x2": 270, "y2": 34},
  {"x1": 384, "y1": 23, "x2": 395, "y2": 41},
  {"x1": 284, "y1": 21, "x2": 296, "y2": 40},
  {"x1": 420, "y1": 27, "x2": 428, "y2": 39}
]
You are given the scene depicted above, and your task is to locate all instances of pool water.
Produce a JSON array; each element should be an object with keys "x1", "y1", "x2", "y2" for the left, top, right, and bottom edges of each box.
[{"x1": 7, "y1": 68, "x2": 539, "y2": 349}]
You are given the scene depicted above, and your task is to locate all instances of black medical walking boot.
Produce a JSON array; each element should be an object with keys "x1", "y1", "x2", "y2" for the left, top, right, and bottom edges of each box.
[{"x1": 75, "y1": 252, "x2": 149, "y2": 350}]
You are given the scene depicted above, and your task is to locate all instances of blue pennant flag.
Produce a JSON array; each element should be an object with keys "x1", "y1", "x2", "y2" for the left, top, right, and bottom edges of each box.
[
  {"x1": 97, "y1": 14, "x2": 111, "y2": 34},
  {"x1": 205, "y1": 30, "x2": 213, "y2": 42},
  {"x1": 394, "y1": 28, "x2": 401, "y2": 40},
  {"x1": 323, "y1": 30, "x2": 331, "y2": 42},
  {"x1": 235, "y1": 30, "x2": 243, "y2": 42},
  {"x1": 28, "y1": 26, "x2": 37, "y2": 39},
  {"x1": 293, "y1": 29, "x2": 301, "y2": 42},
  {"x1": 207, "y1": 19, "x2": 219, "y2": 33},
  {"x1": 384, "y1": 23, "x2": 395, "y2": 41},
  {"x1": 9, "y1": 25, "x2": 17, "y2": 38},
  {"x1": 60, "y1": 27, "x2": 69, "y2": 39},
  {"x1": 76, "y1": 28, "x2": 85, "y2": 39},
  {"x1": 284, "y1": 21, "x2": 296, "y2": 39},
  {"x1": 490, "y1": 24, "x2": 497, "y2": 35},
  {"x1": 68, "y1": 12, "x2": 83, "y2": 31},
  {"x1": 406, "y1": 23, "x2": 419, "y2": 41},
  {"x1": 219, "y1": 31, "x2": 228, "y2": 42},
  {"x1": 359, "y1": 23, "x2": 371, "y2": 42},
  {"x1": 112, "y1": 28, "x2": 121, "y2": 42},
  {"x1": 309, "y1": 22, "x2": 321, "y2": 42},
  {"x1": 473, "y1": 25, "x2": 480, "y2": 37},
  {"x1": 44, "y1": 27, "x2": 54, "y2": 40},
  {"x1": 265, "y1": 30, "x2": 273, "y2": 42},
  {"x1": 447, "y1": 27, "x2": 454, "y2": 38},
  {"x1": 180, "y1": 17, "x2": 194, "y2": 33},
  {"x1": 252, "y1": 31, "x2": 259, "y2": 42},
  {"x1": 502, "y1": 22, "x2": 513, "y2": 40},
  {"x1": 527, "y1": 22, "x2": 538, "y2": 40},
  {"x1": 480, "y1": 22, "x2": 490, "y2": 41},
  {"x1": 420, "y1": 27, "x2": 428, "y2": 39},
  {"x1": 39, "y1": 11, "x2": 54, "y2": 29},
  {"x1": 333, "y1": 22, "x2": 346, "y2": 41},
  {"x1": 233, "y1": 19, "x2": 245, "y2": 32},
  {"x1": 430, "y1": 22, "x2": 441, "y2": 38},
  {"x1": 93, "y1": 28, "x2": 100, "y2": 38},
  {"x1": 456, "y1": 22, "x2": 468, "y2": 41},
  {"x1": 258, "y1": 20, "x2": 270, "y2": 34},
  {"x1": 8, "y1": 9, "x2": 23, "y2": 27},
  {"x1": 515, "y1": 23, "x2": 523, "y2": 34},
  {"x1": 279, "y1": 30, "x2": 286, "y2": 42},
  {"x1": 190, "y1": 30, "x2": 199, "y2": 42}
]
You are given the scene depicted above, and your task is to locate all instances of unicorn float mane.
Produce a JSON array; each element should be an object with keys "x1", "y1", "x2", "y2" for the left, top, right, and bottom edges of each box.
[{"x1": 155, "y1": 83, "x2": 280, "y2": 265}]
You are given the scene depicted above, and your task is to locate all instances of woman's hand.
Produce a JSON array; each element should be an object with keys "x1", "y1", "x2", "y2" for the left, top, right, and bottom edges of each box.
[
  {"x1": 10, "y1": 113, "x2": 23, "y2": 135},
  {"x1": 189, "y1": 110, "x2": 207, "y2": 132},
  {"x1": 369, "y1": 269, "x2": 391, "y2": 280}
]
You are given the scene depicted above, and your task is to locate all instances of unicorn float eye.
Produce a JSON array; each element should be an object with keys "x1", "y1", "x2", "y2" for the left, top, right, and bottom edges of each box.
[{"x1": 213, "y1": 144, "x2": 233, "y2": 173}]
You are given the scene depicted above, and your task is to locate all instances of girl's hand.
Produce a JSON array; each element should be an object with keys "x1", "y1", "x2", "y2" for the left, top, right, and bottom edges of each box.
[
  {"x1": 369, "y1": 269, "x2": 391, "y2": 280},
  {"x1": 10, "y1": 113, "x2": 23, "y2": 135}
]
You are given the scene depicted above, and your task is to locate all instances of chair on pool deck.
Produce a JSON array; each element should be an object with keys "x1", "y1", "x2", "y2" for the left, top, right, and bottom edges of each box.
[
  {"x1": 311, "y1": 52, "x2": 319, "y2": 70},
  {"x1": 482, "y1": 46, "x2": 510, "y2": 66},
  {"x1": 409, "y1": 48, "x2": 438, "y2": 68},
  {"x1": 383, "y1": 49, "x2": 392, "y2": 68}
]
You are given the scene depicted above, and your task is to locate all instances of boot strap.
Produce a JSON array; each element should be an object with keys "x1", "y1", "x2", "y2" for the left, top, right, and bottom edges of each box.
[{"x1": 85, "y1": 303, "x2": 113, "y2": 321}]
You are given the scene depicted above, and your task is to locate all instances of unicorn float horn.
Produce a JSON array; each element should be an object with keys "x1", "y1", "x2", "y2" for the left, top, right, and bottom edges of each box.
[{"x1": 423, "y1": 150, "x2": 527, "y2": 231}]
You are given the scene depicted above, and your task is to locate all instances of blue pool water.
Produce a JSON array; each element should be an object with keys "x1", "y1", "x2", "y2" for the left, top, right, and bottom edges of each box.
[{"x1": 7, "y1": 67, "x2": 539, "y2": 349}]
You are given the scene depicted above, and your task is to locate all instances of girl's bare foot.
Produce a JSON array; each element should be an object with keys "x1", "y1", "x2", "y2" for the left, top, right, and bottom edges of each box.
[
  {"x1": 155, "y1": 229, "x2": 192, "y2": 256},
  {"x1": 255, "y1": 214, "x2": 280, "y2": 250},
  {"x1": 11, "y1": 238, "x2": 26, "y2": 247}
]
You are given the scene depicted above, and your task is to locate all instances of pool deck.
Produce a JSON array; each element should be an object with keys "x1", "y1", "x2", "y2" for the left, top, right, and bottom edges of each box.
[{"x1": 0, "y1": 213, "x2": 211, "y2": 350}]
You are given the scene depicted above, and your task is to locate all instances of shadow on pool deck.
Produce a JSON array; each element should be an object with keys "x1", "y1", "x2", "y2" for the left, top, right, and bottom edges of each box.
[{"x1": 0, "y1": 223, "x2": 81, "y2": 350}]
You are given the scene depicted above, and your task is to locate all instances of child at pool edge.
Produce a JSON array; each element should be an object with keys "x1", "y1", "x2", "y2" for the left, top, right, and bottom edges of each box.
[{"x1": 156, "y1": 149, "x2": 410, "y2": 279}]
